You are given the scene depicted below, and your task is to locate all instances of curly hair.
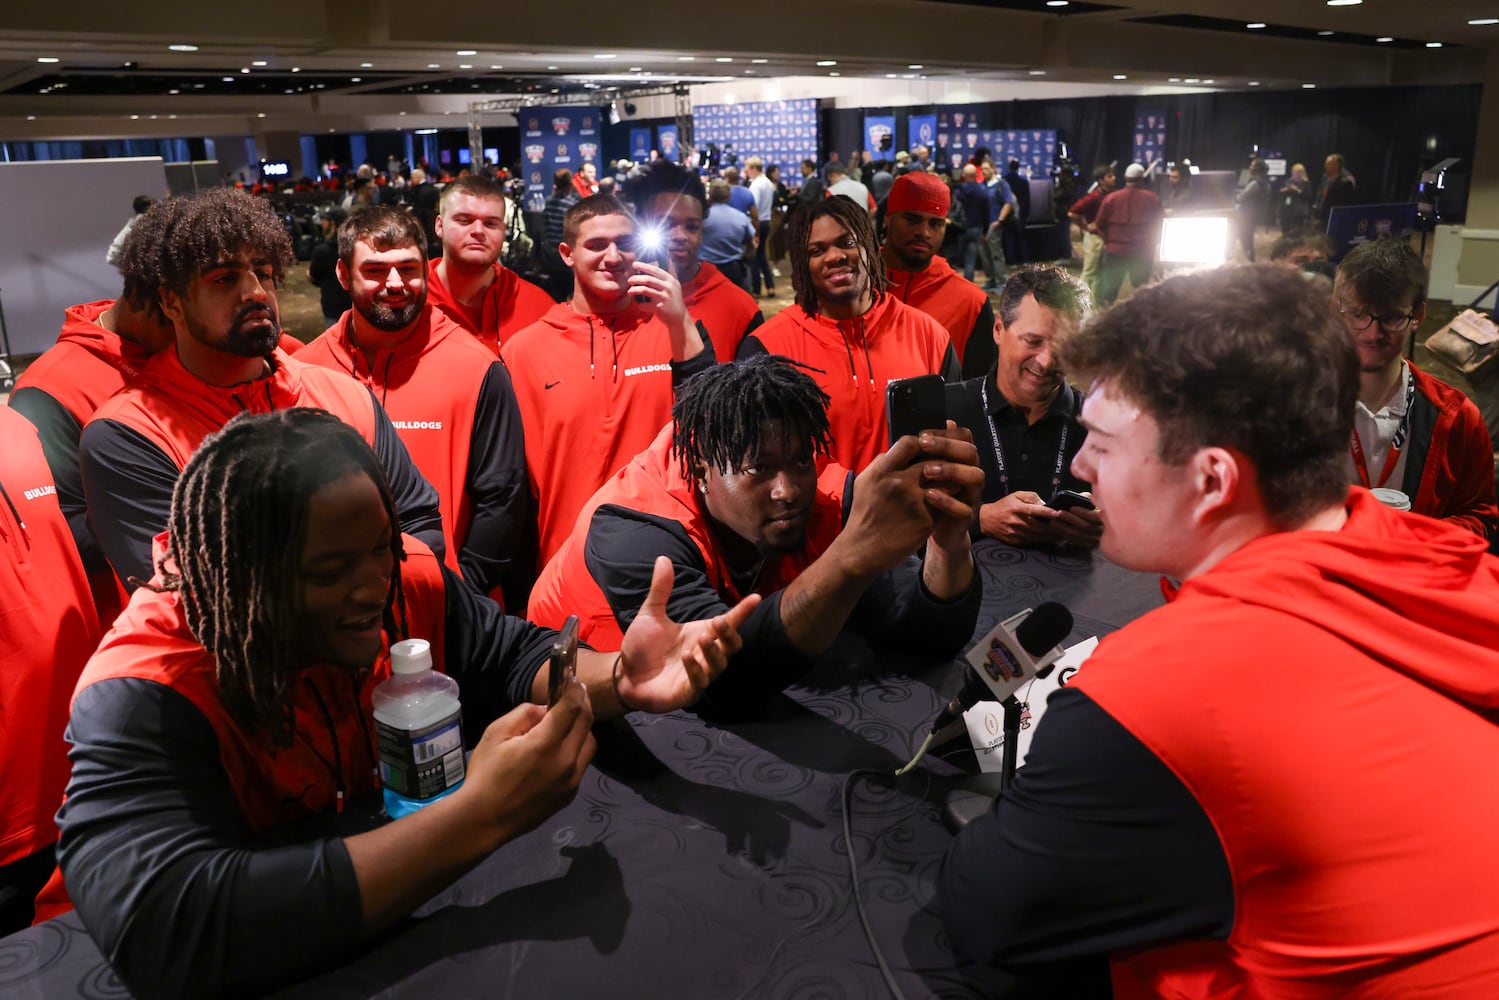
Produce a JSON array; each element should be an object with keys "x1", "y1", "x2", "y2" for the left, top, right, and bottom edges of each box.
[
  {"x1": 1057, "y1": 264, "x2": 1357, "y2": 527},
  {"x1": 157, "y1": 409, "x2": 409, "y2": 744},
  {"x1": 145, "y1": 187, "x2": 294, "y2": 297},
  {"x1": 114, "y1": 195, "x2": 186, "y2": 318},
  {"x1": 672, "y1": 355, "x2": 832, "y2": 483},
  {"x1": 785, "y1": 194, "x2": 889, "y2": 316}
]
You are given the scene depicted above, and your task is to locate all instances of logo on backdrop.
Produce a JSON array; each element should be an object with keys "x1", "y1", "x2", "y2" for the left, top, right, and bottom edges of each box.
[
  {"x1": 556, "y1": 144, "x2": 571, "y2": 163},
  {"x1": 525, "y1": 144, "x2": 545, "y2": 163},
  {"x1": 954, "y1": 112, "x2": 966, "y2": 128},
  {"x1": 526, "y1": 117, "x2": 541, "y2": 133},
  {"x1": 581, "y1": 115, "x2": 594, "y2": 131},
  {"x1": 552, "y1": 117, "x2": 571, "y2": 135},
  {"x1": 579, "y1": 142, "x2": 598, "y2": 159},
  {"x1": 919, "y1": 124, "x2": 933, "y2": 144}
]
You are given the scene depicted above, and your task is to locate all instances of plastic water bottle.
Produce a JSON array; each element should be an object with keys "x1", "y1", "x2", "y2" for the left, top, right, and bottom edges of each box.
[{"x1": 372, "y1": 638, "x2": 465, "y2": 818}]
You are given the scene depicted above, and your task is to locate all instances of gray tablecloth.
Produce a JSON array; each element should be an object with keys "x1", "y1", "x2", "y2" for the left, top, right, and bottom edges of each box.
[{"x1": 0, "y1": 542, "x2": 1163, "y2": 999}]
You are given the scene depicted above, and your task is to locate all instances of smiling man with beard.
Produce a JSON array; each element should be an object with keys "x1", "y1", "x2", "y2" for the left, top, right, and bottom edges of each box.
[
  {"x1": 528, "y1": 356, "x2": 984, "y2": 704},
  {"x1": 738, "y1": 196, "x2": 960, "y2": 473},
  {"x1": 79, "y1": 188, "x2": 445, "y2": 587},
  {"x1": 298, "y1": 206, "x2": 536, "y2": 610}
]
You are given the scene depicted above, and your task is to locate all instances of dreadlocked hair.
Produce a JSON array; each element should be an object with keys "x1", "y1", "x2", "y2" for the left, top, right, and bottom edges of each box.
[
  {"x1": 622, "y1": 158, "x2": 707, "y2": 217},
  {"x1": 786, "y1": 194, "x2": 890, "y2": 317},
  {"x1": 672, "y1": 355, "x2": 833, "y2": 483},
  {"x1": 153, "y1": 187, "x2": 295, "y2": 297},
  {"x1": 157, "y1": 409, "x2": 409, "y2": 745}
]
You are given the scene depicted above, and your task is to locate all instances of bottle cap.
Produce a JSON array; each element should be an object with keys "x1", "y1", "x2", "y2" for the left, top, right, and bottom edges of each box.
[
  {"x1": 1370, "y1": 487, "x2": 1412, "y2": 512},
  {"x1": 390, "y1": 638, "x2": 432, "y2": 674}
]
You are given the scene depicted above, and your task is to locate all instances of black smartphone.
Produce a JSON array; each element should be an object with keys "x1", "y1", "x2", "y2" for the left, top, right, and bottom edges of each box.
[
  {"x1": 547, "y1": 615, "x2": 580, "y2": 707},
  {"x1": 1047, "y1": 489, "x2": 1096, "y2": 513},
  {"x1": 631, "y1": 227, "x2": 670, "y2": 302},
  {"x1": 886, "y1": 374, "x2": 947, "y2": 447}
]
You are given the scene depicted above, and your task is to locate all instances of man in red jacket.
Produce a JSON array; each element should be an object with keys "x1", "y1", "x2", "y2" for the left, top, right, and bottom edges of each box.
[
  {"x1": 426, "y1": 174, "x2": 554, "y2": 355},
  {"x1": 880, "y1": 171, "x2": 996, "y2": 378},
  {"x1": 0, "y1": 409, "x2": 101, "y2": 935},
  {"x1": 739, "y1": 194, "x2": 959, "y2": 473},
  {"x1": 297, "y1": 206, "x2": 536, "y2": 609},
  {"x1": 501, "y1": 194, "x2": 715, "y2": 567},
  {"x1": 626, "y1": 159, "x2": 764, "y2": 363},
  {"x1": 78, "y1": 187, "x2": 444, "y2": 588},
  {"x1": 1093, "y1": 162, "x2": 1162, "y2": 306},
  {"x1": 1335, "y1": 238, "x2": 1497, "y2": 540},
  {"x1": 941, "y1": 265, "x2": 1499, "y2": 997}
]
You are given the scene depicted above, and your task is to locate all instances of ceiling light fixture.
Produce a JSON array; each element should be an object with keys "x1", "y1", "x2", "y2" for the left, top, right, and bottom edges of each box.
[
  {"x1": 716, "y1": 57, "x2": 734, "y2": 63},
  {"x1": 817, "y1": 60, "x2": 837, "y2": 66},
  {"x1": 1326, "y1": 0, "x2": 1361, "y2": 5},
  {"x1": 456, "y1": 50, "x2": 477, "y2": 56},
  {"x1": 886, "y1": 73, "x2": 898, "y2": 78},
  {"x1": 459, "y1": 64, "x2": 472, "y2": 69},
  {"x1": 829, "y1": 71, "x2": 840, "y2": 77},
  {"x1": 678, "y1": 56, "x2": 695, "y2": 61},
  {"x1": 1318, "y1": 30, "x2": 1335, "y2": 36},
  {"x1": 169, "y1": 88, "x2": 179, "y2": 94},
  {"x1": 1113, "y1": 74, "x2": 1127, "y2": 80},
  {"x1": 1249, "y1": 80, "x2": 1261, "y2": 86},
  {"x1": 292, "y1": 66, "x2": 301, "y2": 72},
  {"x1": 752, "y1": 58, "x2": 768, "y2": 64},
  {"x1": 361, "y1": 62, "x2": 374, "y2": 68},
  {"x1": 1470, "y1": 18, "x2": 1499, "y2": 26},
  {"x1": 37, "y1": 57, "x2": 59, "y2": 63},
  {"x1": 351, "y1": 77, "x2": 362, "y2": 82},
  {"x1": 1426, "y1": 41, "x2": 1443, "y2": 47},
  {"x1": 1029, "y1": 69, "x2": 1046, "y2": 75},
  {"x1": 1376, "y1": 36, "x2": 1394, "y2": 42},
  {"x1": 1047, "y1": 0, "x2": 1069, "y2": 6},
  {"x1": 27, "y1": 115, "x2": 36, "y2": 121},
  {"x1": 240, "y1": 67, "x2": 250, "y2": 73},
  {"x1": 908, "y1": 64, "x2": 923, "y2": 69},
  {"x1": 1303, "y1": 82, "x2": 1317, "y2": 88},
  {"x1": 222, "y1": 76, "x2": 234, "y2": 82},
  {"x1": 428, "y1": 63, "x2": 440, "y2": 68},
  {"x1": 1247, "y1": 22, "x2": 1266, "y2": 29},
  {"x1": 257, "y1": 112, "x2": 266, "y2": 118},
  {"x1": 596, "y1": 53, "x2": 616, "y2": 59},
  {"x1": 1203, "y1": 78, "x2": 1216, "y2": 84},
  {"x1": 1168, "y1": 77, "x2": 1182, "y2": 82},
  {"x1": 168, "y1": 44, "x2": 198, "y2": 52},
  {"x1": 1184, "y1": 77, "x2": 1200, "y2": 83},
  {"x1": 252, "y1": 60, "x2": 267, "y2": 67}
]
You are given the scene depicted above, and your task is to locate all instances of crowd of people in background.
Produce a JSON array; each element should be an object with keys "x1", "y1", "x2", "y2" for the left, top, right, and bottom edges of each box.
[{"x1": 5, "y1": 120, "x2": 1496, "y2": 1000}]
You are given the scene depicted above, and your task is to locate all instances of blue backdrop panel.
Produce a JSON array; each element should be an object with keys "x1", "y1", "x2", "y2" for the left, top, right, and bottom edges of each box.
[
  {"x1": 908, "y1": 115, "x2": 936, "y2": 153},
  {"x1": 691, "y1": 98, "x2": 819, "y2": 189},
  {"x1": 1326, "y1": 203, "x2": 1419, "y2": 262},
  {"x1": 630, "y1": 128, "x2": 651, "y2": 161},
  {"x1": 1134, "y1": 110, "x2": 1167, "y2": 170},
  {"x1": 863, "y1": 115, "x2": 895, "y2": 156},
  {"x1": 521, "y1": 106, "x2": 601, "y2": 213}
]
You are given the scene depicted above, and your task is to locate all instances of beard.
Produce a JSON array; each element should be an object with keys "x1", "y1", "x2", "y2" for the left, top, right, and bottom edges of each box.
[
  {"x1": 360, "y1": 287, "x2": 427, "y2": 332},
  {"x1": 188, "y1": 303, "x2": 281, "y2": 358}
]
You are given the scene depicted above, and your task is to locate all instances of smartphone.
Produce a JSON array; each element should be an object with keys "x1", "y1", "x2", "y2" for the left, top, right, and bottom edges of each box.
[
  {"x1": 1047, "y1": 489, "x2": 1096, "y2": 513},
  {"x1": 631, "y1": 227, "x2": 670, "y2": 302},
  {"x1": 886, "y1": 374, "x2": 947, "y2": 448},
  {"x1": 547, "y1": 615, "x2": 580, "y2": 707}
]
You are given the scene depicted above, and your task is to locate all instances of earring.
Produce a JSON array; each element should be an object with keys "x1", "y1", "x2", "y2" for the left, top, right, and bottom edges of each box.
[{"x1": 699, "y1": 483, "x2": 709, "y2": 495}]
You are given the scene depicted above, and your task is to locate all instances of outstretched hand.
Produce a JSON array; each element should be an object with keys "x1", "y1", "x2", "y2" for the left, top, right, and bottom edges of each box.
[{"x1": 617, "y1": 556, "x2": 761, "y2": 713}]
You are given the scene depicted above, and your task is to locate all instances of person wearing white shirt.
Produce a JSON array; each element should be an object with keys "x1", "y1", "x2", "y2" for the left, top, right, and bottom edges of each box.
[{"x1": 745, "y1": 157, "x2": 777, "y2": 298}]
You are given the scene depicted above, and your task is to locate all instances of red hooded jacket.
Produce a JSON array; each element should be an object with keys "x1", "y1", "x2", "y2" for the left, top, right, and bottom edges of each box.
[
  {"x1": 0, "y1": 409, "x2": 101, "y2": 869},
  {"x1": 1075, "y1": 491, "x2": 1499, "y2": 997},
  {"x1": 501, "y1": 302, "x2": 716, "y2": 568},
  {"x1": 1401, "y1": 364, "x2": 1498, "y2": 540},
  {"x1": 680, "y1": 261, "x2": 764, "y2": 364},
  {"x1": 528, "y1": 426, "x2": 845, "y2": 647},
  {"x1": 424, "y1": 259, "x2": 554, "y2": 355},
  {"x1": 738, "y1": 294, "x2": 959, "y2": 472},
  {"x1": 885, "y1": 253, "x2": 993, "y2": 373}
]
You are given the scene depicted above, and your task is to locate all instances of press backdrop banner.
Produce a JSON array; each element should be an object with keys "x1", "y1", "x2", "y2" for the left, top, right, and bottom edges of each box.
[
  {"x1": 908, "y1": 115, "x2": 936, "y2": 153},
  {"x1": 657, "y1": 125, "x2": 680, "y2": 162},
  {"x1": 692, "y1": 99, "x2": 819, "y2": 188},
  {"x1": 863, "y1": 115, "x2": 896, "y2": 156},
  {"x1": 630, "y1": 128, "x2": 651, "y2": 162},
  {"x1": 1134, "y1": 110, "x2": 1167, "y2": 170},
  {"x1": 522, "y1": 105, "x2": 600, "y2": 213}
]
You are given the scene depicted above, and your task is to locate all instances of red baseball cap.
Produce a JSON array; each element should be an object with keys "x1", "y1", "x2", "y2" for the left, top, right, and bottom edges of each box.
[{"x1": 887, "y1": 172, "x2": 950, "y2": 217}]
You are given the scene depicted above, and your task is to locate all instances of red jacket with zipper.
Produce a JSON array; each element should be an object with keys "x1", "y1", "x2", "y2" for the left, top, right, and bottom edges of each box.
[
  {"x1": 501, "y1": 301, "x2": 716, "y2": 568},
  {"x1": 680, "y1": 261, "x2": 764, "y2": 363},
  {"x1": 737, "y1": 294, "x2": 959, "y2": 472},
  {"x1": 886, "y1": 254, "x2": 992, "y2": 369},
  {"x1": 424, "y1": 259, "x2": 554, "y2": 356},
  {"x1": 0, "y1": 408, "x2": 101, "y2": 870}
]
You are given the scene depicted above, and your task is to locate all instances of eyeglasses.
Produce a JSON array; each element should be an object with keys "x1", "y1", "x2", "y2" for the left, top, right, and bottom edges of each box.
[
  {"x1": 803, "y1": 234, "x2": 859, "y2": 258},
  {"x1": 1335, "y1": 297, "x2": 1419, "y2": 335}
]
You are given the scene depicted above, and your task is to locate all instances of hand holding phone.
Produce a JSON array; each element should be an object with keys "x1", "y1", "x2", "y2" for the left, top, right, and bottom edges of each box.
[
  {"x1": 886, "y1": 374, "x2": 947, "y2": 448},
  {"x1": 547, "y1": 615, "x2": 580, "y2": 707}
]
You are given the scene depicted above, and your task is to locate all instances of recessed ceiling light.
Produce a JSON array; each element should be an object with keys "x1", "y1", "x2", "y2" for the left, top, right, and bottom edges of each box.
[
  {"x1": 678, "y1": 56, "x2": 695, "y2": 61},
  {"x1": 902, "y1": 73, "x2": 918, "y2": 79},
  {"x1": 491, "y1": 64, "x2": 502, "y2": 69},
  {"x1": 716, "y1": 57, "x2": 734, "y2": 63},
  {"x1": 1169, "y1": 77, "x2": 1182, "y2": 82},
  {"x1": 752, "y1": 58, "x2": 768, "y2": 64},
  {"x1": 169, "y1": 89, "x2": 179, "y2": 94},
  {"x1": 629, "y1": 66, "x2": 642, "y2": 71},
  {"x1": 351, "y1": 77, "x2": 362, "y2": 82},
  {"x1": 1249, "y1": 80, "x2": 1261, "y2": 86},
  {"x1": 1029, "y1": 69, "x2": 1046, "y2": 75},
  {"x1": 459, "y1": 64, "x2": 472, "y2": 69},
  {"x1": 26, "y1": 115, "x2": 35, "y2": 121},
  {"x1": 399, "y1": 111, "x2": 407, "y2": 115},
  {"x1": 1326, "y1": 0, "x2": 1361, "y2": 5},
  {"x1": 1203, "y1": 78, "x2": 1216, "y2": 84},
  {"x1": 829, "y1": 71, "x2": 840, "y2": 77},
  {"x1": 909, "y1": 64, "x2": 924, "y2": 69},
  {"x1": 257, "y1": 112, "x2": 266, "y2": 118},
  {"x1": 1184, "y1": 77, "x2": 1201, "y2": 83},
  {"x1": 456, "y1": 50, "x2": 477, "y2": 56},
  {"x1": 817, "y1": 60, "x2": 837, "y2": 66},
  {"x1": 252, "y1": 60, "x2": 267, "y2": 67},
  {"x1": 1303, "y1": 82, "x2": 1317, "y2": 88},
  {"x1": 168, "y1": 114, "x2": 177, "y2": 120},
  {"x1": 1247, "y1": 22, "x2": 1266, "y2": 29},
  {"x1": 428, "y1": 63, "x2": 440, "y2": 69},
  {"x1": 240, "y1": 67, "x2": 250, "y2": 73},
  {"x1": 1376, "y1": 36, "x2": 1393, "y2": 42},
  {"x1": 149, "y1": 114, "x2": 158, "y2": 120},
  {"x1": 292, "y1": 66, "x2": 301, "y2": 72},
  {"x1": 37, "y1": 57, "x2": 59, "y2": 63},
  {"x1": 1471, "y1": 18, "x2": 1499, "y2": 26},
  {"x1": 1047, "y1": 0, "x2": 1069, "y2": 5},
  {"x1": 361, "y1": 62, "x2": 374, "y2": 68},
  {"x1": 1113, "y1": 74, "x2": 1128, "y2": 80},
  {"x1": 1426, "y1": 41, "x2": 1443, "y2": 47},
  {"x1": 130, "y1": 114, "x2": 139, "y2": 120},
  {"x1": 1318, "y1": 30, "x2": 1334, "y2": 36},
  {"x1": 222, "y1": 76, "x2": 235, "y2": 82},
  {"x1": 886, "y1": 73, "x2": 898, "y2": 78},
  {"x1": 168, "y1": 44, "x2": 198, "y2": 52}
]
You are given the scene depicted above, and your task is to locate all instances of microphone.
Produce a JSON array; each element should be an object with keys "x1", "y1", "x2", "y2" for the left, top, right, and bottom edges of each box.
[{"x1": 930, "y1": 602, "x2": 1073, "y2": 734}]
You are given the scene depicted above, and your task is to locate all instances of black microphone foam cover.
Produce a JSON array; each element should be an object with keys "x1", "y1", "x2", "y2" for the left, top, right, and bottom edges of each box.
[{"x1": 1014, "y1": 602, "x2": 1073, "y2": 657}]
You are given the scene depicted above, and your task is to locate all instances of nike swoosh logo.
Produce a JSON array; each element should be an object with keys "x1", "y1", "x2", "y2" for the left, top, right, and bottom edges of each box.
[{"x1": 545, "y1": 380, "x2": 563, "y2": 390}]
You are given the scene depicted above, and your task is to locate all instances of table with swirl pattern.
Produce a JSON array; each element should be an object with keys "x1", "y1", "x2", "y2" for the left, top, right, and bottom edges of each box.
[{"x1": 0, "y1": 541, "x2": 1162, "y2": 1000}]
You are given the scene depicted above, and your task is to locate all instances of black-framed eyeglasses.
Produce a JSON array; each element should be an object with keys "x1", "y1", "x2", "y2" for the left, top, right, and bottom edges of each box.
[{"x1": 1335, "y1": 297, "x2": 1418, "y2": 334}]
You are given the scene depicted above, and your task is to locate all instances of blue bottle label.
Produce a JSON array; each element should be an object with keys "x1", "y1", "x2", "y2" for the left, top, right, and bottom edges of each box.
[{"x1": 375, "y1": 707, "x2": 465, "y2": 800}]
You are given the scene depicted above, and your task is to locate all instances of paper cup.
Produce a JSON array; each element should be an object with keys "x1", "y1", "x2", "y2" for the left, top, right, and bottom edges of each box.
[{"x1": 1371, "y1": 487, "x2": 1412, "y2": 511}]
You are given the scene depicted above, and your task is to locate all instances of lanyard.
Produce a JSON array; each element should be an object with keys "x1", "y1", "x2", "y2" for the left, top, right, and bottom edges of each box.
[
  {"x1": 1350, "y1": 367, "x2": 1416, "y2": 490},
  {"x1": 981, "y1": 380, "x2": 1069, "y2": 499}
]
